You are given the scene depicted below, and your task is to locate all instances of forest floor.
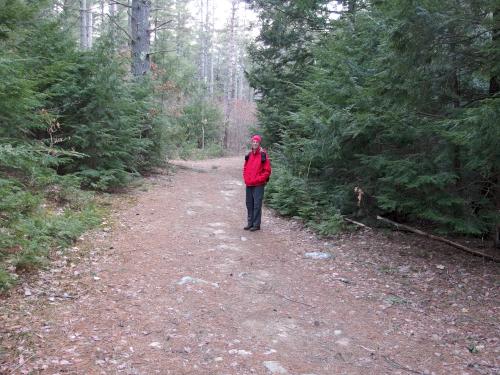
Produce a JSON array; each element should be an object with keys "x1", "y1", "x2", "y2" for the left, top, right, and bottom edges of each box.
[{"x1": 0, "y1": 157, "x2": 498, "y2": 375}]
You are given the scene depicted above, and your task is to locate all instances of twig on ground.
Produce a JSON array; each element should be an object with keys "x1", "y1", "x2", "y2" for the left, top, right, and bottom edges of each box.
[
  {"x1": 382, "y1": 355, "x2": 425, "y2": 374},
  {"x1": 235, "y1": 279, "x2": 315, "y2": 308},
  {"x1": 8, "y1": 353, "x2": 36, "y2": 375},
  {"x1": 358, "y1": 344, "x2": 376, "y2": 352},
  {"x1": 330, "y1": 277, "x2": 352, "y2": 285},
  {"x1": 272, "y1": 290, "x2": 316, "y2": 308}
]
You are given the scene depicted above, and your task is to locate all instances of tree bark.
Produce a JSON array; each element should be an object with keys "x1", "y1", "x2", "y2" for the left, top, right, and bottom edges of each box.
[
  {"x1": 209, "y1": 0, "x2": 214, "y2": 95},
  {"x1": 131, "y1": 0, "x2": 151, "y2": 76},
  {"x1": 86, "y1": 0, "x2": 93, "y2": 49},
  {"x1": 109, "y1": 0, "x2": 117, "y2": 44},
  {"x1": 489, "y1": 7, "x2": 500, "y2": 248},
  {"x1": 80, "y1": 0, "x2": 88, "y2": 49}
]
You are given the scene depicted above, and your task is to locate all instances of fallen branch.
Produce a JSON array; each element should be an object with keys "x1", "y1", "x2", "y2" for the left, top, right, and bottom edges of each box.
[
  {"x1": 8, "y1": 353, "x2": 36, "y2": 375},
  {"x1": 358, "y1": 344, "x2": 376, "y2": 352},
  {"x1": 344, "y1": 217, "x2": 371, "y2": 229},
  {"x1": 272, "y1": 291, "x2": 316, "y2": 308},
  {"x1": 330, "y1": 277, "x2": 352, "y2": 285},
  {"x1": 382, "y1": 355, "x2": 425, "y2": 374},
  {"x1": 376, "y1": 216, "x2": 500, "y2": 262}
]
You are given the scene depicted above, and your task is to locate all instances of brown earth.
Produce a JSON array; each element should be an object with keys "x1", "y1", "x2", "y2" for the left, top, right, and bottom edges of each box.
[{"x1": 0, "y1": 157, "x2": 498, "y2": 375}]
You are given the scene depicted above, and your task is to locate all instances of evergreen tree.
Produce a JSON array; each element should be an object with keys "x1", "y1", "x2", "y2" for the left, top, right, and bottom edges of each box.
[
  {"x1": 244, "y1": 0, "x2": 331, "y2": 144},
  {"x1": 248, "y1": 0, "x2": 500, "y2": 241}
]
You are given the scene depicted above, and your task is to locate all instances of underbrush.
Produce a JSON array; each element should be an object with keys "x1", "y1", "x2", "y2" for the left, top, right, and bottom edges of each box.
[
  {"x1": 176, "y1": 143, "x2": 226, "y2": 160},
  {"x1": 0, "y1": 172, "x2": 102, "y2": 293},
  {"x1": 265, "y1": 164, "x2": 346, "y2": 236}
]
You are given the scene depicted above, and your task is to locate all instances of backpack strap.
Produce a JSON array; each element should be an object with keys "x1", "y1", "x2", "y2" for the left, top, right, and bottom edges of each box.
[{"x1": 245, "y1": 149, "x2": 267, "y2": 163}]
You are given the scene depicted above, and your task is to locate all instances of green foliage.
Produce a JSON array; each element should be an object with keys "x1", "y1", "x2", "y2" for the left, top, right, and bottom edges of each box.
[
  {"x1": 0, "y1": 0, "x2": 234, "y2": 290},
  {"x1": 0, "y1": 182, "x2": 101, "y2": 289},
  {"x1": 246, "y1": 0, "x2": 332, "y2": 145},
  {"x1": 0, "y1": 267, "x2": 16, "y2": 293},
  {"x1": 266, "y1": 161, "x2": 344, "y2": 235},
  {"x1": 175, "y1": 97, "x2": 223, "y2": 148},
  {"x1": 248, "y1": 1, "x2": 500, "y2": 238},
  {"x1": 0, "y1": 143, "x2": 102, "y2": 292},
  {"x1": 0, "y1": 0, "x2": 38, "y2": 40}
]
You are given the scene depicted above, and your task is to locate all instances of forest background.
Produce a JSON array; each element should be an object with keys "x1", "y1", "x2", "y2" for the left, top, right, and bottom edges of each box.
[
  {"x1": 0, "y1": 0, "x2": 256, "y2": 291},
  {"x1": 1, "y1": 0, "x2": 499, "y2": 292}
]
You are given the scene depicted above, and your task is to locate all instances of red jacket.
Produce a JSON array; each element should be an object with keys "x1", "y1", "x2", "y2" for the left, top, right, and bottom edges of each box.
[{"x1": 243, "y1": 147, "x2": 272, "y2": 187}]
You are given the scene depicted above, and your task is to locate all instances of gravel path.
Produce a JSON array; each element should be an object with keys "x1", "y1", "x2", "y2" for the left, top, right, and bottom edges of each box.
[{"x1": 1, "y1": 157, "x2": 498, "y2": 374}]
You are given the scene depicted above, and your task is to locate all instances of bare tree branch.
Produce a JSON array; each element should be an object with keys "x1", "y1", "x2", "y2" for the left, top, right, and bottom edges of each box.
[
  {"x1": 148, "y1": 19, "x2": 173, "y2": 33},
  {"x1": 107, "y1": 14, "x2": 133, "y2": 41},
  {"x1": 110, "y1": 0, "x2": 131, "y2": 8},
  {"x1": 149, "y1": 49, "x2": 177, "y2": 55},
  {"x1": 151, "y1": 8, "x2": 176, "y2": 15}
]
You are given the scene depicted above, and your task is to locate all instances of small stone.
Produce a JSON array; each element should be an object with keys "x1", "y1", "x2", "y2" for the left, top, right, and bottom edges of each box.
[
  {"x1": 335, "y1": 338, "x2": 350, "y2": 346},
  {"x1": 149, "y1": 342, "x2": 162, "y2": 349},
  {"x1": 263, "y1": 361, "x2": 288, "y2": 374},
  {"x1": 304, "y1": 252, "x2": 332, "y2": 260}
]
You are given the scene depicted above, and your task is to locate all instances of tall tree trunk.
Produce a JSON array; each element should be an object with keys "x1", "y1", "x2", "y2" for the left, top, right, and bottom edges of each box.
[
  {"x1": 199, "y1": 0, "x2": 206, "y2": 83},
  {"x1": 131, "y1": 0, "x2": 151, "y2": 76},
  {"x1": 228, "y1": 0, "x2": 238, "y2": 100},
  {"x1": 100, "y1": 0, "x2": 105, "y2": 28},
  {"x1": 208, "y1": 0, "x2": 214, "y2": 96},
  {"x1": 175, "y1": 0, "x2": 181, "y2": 55},
  {"x1": 489, "y1": 7, "x2": 500, "y2": 247},
  {"x1": 452, "y1": 67, "x2": 462, "y2": 188},
  {"x1": 80, "y1": 0, "x2": 88, "y2": 49},
  {"x1": 204, "y1": 0, "x2": 209, "y2": 86},
  {"x1": 128, "y1": 0, "x2": 132, "y2": 48},
  {"x1": 86, "y1": 0, "x2": 93, "y2": 49},
  {"x1": 222, "y1": 0, "x2": 238, "y2": 149},
  {"x1": 109, "y1": 0, "x2": 117, "y2": 46}
]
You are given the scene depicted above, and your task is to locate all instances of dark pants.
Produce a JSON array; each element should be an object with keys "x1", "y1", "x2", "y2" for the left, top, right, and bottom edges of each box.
[{"x1": 246, "y1": 185, "x2": 265, "y2": 228}]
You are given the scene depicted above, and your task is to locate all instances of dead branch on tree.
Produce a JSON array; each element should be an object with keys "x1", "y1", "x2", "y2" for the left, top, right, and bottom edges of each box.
[
  {"x1": 148, "y1": 49, "x2": 176, "y2": 55},
  {"x1": 149, "y1": 19, "x2": 173, "y2": 33},
  {"x1": 107, "y1": 14, "x2": 133, "y2": 41},
  {"x1": 110, "y1": 0, "x2": 131, "y2": 8}
]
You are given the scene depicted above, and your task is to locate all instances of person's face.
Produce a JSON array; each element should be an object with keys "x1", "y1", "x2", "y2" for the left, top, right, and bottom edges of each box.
[{"x1": 251, "y1": 139, "x2": 260, "y2": 150}]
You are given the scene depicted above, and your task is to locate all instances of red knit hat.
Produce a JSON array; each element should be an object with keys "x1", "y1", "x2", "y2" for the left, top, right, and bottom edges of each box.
[{"x1": 251, "y1": 135, "x2": 262, "y2": 143}]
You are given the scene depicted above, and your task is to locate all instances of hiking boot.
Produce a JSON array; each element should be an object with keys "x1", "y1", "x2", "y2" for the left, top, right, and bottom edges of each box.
[
  {"x1": 249, "y1": 226, "x2": 260, "y2": 232},
  {"x1": 243, "y1": 224, "x2": 252, "y2": 230}
]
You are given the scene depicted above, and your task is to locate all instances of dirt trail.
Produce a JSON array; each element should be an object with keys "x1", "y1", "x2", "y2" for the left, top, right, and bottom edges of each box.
[{"x1": 1, "y1": 157, "x2": 498, "y2": 374}]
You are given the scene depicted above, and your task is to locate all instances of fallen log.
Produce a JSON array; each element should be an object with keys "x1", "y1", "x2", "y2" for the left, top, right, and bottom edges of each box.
[
  {"x1": 344, "y1": 217, "x2": 371, "y2": 229},
  {"x1": 376, "y1": 215, "x2": 500, "y2": 262}
]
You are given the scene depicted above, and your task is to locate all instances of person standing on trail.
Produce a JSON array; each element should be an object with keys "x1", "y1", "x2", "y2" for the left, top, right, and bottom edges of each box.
[{"x1": 243, "y1": 134, "x2": 272, "y2": 231}]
